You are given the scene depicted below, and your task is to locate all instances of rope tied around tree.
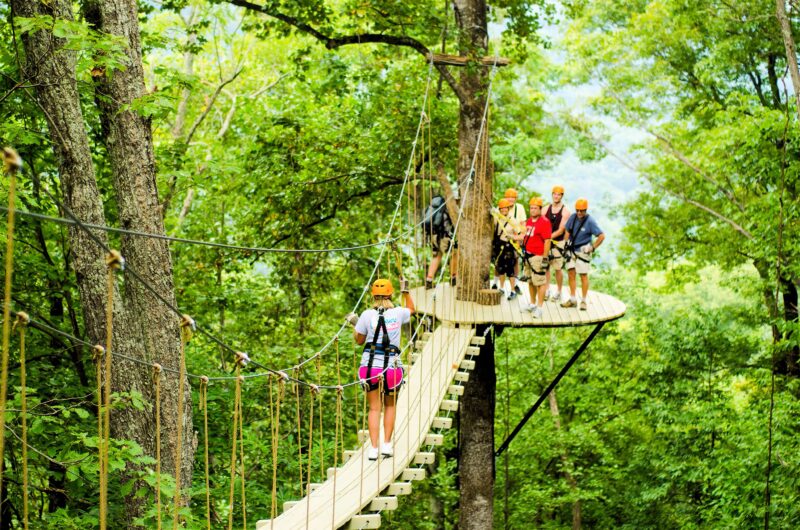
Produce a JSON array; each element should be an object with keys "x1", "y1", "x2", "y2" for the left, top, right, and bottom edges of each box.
[
  {"x1": 14, "y1": 311, "x2": 30, "y2": 530},
  {"x1": 172, "y1": 314, "x2": 194, "y2": 530},
  {"x1": 92, "y1": 343, "x2": 105, "y2": 525},
  {"x1": 100, "y1": 249, "x2": 122, "y2": 530},
  {"x1": 199, "y1": 375, "x2": 211, "y2": 530},
  {"x1": 153, "y1": 363, "x2": 163, "y2": 530}
]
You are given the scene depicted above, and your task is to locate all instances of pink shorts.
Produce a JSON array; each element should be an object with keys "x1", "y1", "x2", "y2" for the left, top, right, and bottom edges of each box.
[{"x1": 358, "y1": 366, "x2": 404, "y2": 393}]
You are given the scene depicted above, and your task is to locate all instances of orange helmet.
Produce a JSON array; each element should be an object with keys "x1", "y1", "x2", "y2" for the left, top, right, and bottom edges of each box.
[
  {"x1": 498, "y1": 198, "x2": 512, "y2": 209},
  {"x1": 552, "y1": 185, "x2": 565, "y2": 194},
  {"x1": 371, "y1": 279, "x2": 394, "y2": 297},
  {"x1": 575, "y1": 198, "x2": 588, "y2": 210},
  {"x1": 503, "y1": 188, "x2": 518, "y2": 199},
  {"x1": 529, "y1": 196, "x2": 543, "y2": 207}
]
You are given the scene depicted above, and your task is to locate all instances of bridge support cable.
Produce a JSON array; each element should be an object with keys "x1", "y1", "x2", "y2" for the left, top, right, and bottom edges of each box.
[{"x1": 494, "y1": 322, "x2": 606, "y2": 458}]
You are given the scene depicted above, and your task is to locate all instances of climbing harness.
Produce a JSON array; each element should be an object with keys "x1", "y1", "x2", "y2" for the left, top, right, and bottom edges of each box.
[{"x1": 362, "y1": 308, "x2": 401, "y2": 393}]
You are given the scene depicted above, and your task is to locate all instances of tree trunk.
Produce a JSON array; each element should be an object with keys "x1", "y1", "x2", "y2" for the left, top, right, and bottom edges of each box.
[
  {"x1": 11, "y1": 0, "x2": 112, "y2": 352},
  {"x1": 776, "y1": 0, "x2": 800, "y2": 121},
  {"x1": 458, "y1": 324, "x2": 495, "y2": 530},
  {"x1": 452, "y1": 1, "x2": 496, "y2": 529},
  {"x1": 83, "y1": 0, "x2": 195, "y2": 515}
]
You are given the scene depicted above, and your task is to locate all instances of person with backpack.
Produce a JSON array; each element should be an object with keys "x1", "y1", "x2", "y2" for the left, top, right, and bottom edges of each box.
[
  {"x1": 514, "y1": 196, "x2": 552, "y2": 318},
  {"x1": 543, "y1": 185, "x2": 571, "y2": 303},
  {"x1": 423, "y1": 195, "x2": 458, "y2": 289},
  {"x1": 561, "y1": 198, "x2": 605, "y2": 310},
  {"x1": 353, "y1": 278, "x2": 415, "y2": 460},
  {"x1": 492, "y1": 198, "x2": 521, "y2": 300}
]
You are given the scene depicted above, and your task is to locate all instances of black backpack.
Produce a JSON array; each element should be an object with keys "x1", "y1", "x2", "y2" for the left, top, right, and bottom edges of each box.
[{"x1": 422, "y1": 196, "x2": 446, "y2": 236}]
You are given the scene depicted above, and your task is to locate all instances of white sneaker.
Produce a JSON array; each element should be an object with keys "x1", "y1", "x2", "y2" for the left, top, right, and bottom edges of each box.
[
  {"x1": 381, "y1": 442, "x2": 393, "y2": 457},
  {"x1": 367, "y1": 446, "x2": 378, "y2": 461},
  {"x1": 522, "y1": 304, "x2": 533, "y2": 312},
  {"x1": 531, "y1": 306, "x2": 542, "y2": 319}
]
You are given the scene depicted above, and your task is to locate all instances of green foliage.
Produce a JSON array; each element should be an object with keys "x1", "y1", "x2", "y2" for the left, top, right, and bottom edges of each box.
[{"x1": 4, "y1": 0, "x2": 800, "y2": 527}]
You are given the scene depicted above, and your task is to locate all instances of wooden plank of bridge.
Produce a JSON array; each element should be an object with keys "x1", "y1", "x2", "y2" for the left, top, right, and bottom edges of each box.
[{"x1": 256, "y1": 325, "x2": 476, "y2": 530}]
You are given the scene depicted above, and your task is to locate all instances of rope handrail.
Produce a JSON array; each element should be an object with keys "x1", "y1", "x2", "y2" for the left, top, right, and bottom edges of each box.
[
  {"x1": 6, "y1": 303, "x2": 426, "y2": 389},
  {"x1": 0, "y1": 202, "x2": 449, "y2": 254}
]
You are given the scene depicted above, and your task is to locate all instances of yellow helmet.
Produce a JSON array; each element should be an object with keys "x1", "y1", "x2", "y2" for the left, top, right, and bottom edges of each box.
[
  {"x1": 552, "y1": 185, "x2": 565, "y2": 194},
  {"x1": 529, "y1": 196, "x2": 543, "y2": 207},
  {"x1": 498, "y1": 198, "x2": 512, "y2": 209},
  {"x1": 575, "y1": 198, "x2": 588, "y2": 210},
  {"x1": 371, "y1": 279, "x2": 394, "y2": 297},
  {"x1": 503, "y1": 188, "x2": 518, "y2": 199}
]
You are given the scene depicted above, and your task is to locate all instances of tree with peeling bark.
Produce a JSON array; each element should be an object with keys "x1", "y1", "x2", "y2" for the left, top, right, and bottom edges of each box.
[{"x1": 10, "y1": 0, "x2": 193, "y2": 521}]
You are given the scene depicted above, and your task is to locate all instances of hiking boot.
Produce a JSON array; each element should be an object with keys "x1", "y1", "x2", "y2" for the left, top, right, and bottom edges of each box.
[
  {"x1": 507, "y1": 291, "x2": 517, "y2": 300},
  {"x1": 579, "y1": 300, "x2": 587, "y2": 311},
  {"x1": 381, "y1": 442, "x2": 393, "y2": 457},
  {"x1": 425, "y1": 279, "x2": 433, "y2": 290},
  {"x1": 367, "y1": 446, "x2": 379, "y2": 461},
  {"x1": 561, "y1": 299, "x2": 577, "y2": 308},
  {"x1": 531, "y1": 306, "x2": 542, "y2": 319}
]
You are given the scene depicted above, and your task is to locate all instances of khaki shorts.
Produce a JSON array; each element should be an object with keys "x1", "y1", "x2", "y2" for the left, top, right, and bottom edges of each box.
[
  {"x1": 523, "y1": 255, "x2": 547, "y2": 287},
  {"x1": 566, "y1": 251, "x2": 592, "y2": 275},
  {"x1": 431, "y1": 234, "x2": 454, "y2": 257},
  {"x1": 549, "y1": 241, "x2": 565, "y2": 270}
]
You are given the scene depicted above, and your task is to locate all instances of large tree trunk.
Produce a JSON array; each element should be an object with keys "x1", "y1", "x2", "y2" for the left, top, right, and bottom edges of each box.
[
  {"x1": 83, "y1": 0, "x2": 195, "y2": 515},
  {"x1": 458, "y1": 325, "x2": 495, "y2": 530},
  {"x1": 452, "y1": 1, "x2": 496, "y2": 529},
  {"x1": 16, "y1": 0, "x2": 193, "y2": 519},
  {"x1": 11, "y1": 0, "x2": 112, "y2": 350},
  {"x1": 776, "y1": 0, "x2": 800, "y2": 121}
]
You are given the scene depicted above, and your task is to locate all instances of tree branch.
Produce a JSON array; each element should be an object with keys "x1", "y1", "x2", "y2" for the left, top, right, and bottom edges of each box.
[
  {"x1": 567, "y1": 117, "x2": 754, "y2": 240},
  {"x1": 224, "y1": 0, "x2": 467, "y2": 103},
  {"x1": 185, "y1": 67, "x2": 243, "y2": 145},
  {"x1": 646, "y1": 128, "x2": 745, "y2": 212}
]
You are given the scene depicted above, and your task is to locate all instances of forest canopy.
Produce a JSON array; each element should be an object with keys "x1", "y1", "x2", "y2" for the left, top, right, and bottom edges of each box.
[{"x1": 0, "y1": 0, "x2": 798, "y2": 528}]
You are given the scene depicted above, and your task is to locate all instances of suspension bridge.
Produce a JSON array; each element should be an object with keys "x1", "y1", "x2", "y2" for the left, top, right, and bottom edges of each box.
[{"x1": 0, "y1": 51, "x2": 626, "y2": 530}]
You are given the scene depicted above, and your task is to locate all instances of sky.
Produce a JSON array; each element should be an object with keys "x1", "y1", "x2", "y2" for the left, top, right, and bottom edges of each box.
[{"x1": 519, "y1": 21, "x2": 647, "y2": 264}]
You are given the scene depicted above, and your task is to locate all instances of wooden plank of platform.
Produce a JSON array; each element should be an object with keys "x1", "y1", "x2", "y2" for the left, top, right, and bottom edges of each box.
[
  {"x1": 427, "y1": 52, "x2": 511, "y2": 67},
  {"x1": 409, "y1": 283, "x2": 625, "y2": 328}
]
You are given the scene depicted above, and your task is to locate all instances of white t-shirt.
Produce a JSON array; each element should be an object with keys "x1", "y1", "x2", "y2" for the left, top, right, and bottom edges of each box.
[{"x1": 356, "y1": 307, "x2": 411, "y2": 366}]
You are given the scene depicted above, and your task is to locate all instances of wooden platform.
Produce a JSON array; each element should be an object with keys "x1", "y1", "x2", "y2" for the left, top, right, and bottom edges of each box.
[
  {"x1": 409, "y1": 282, "x2": 626, "y2": 327},
  {"x1": 256, "y1": 327, "x2": 477, "y2": 530}
]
